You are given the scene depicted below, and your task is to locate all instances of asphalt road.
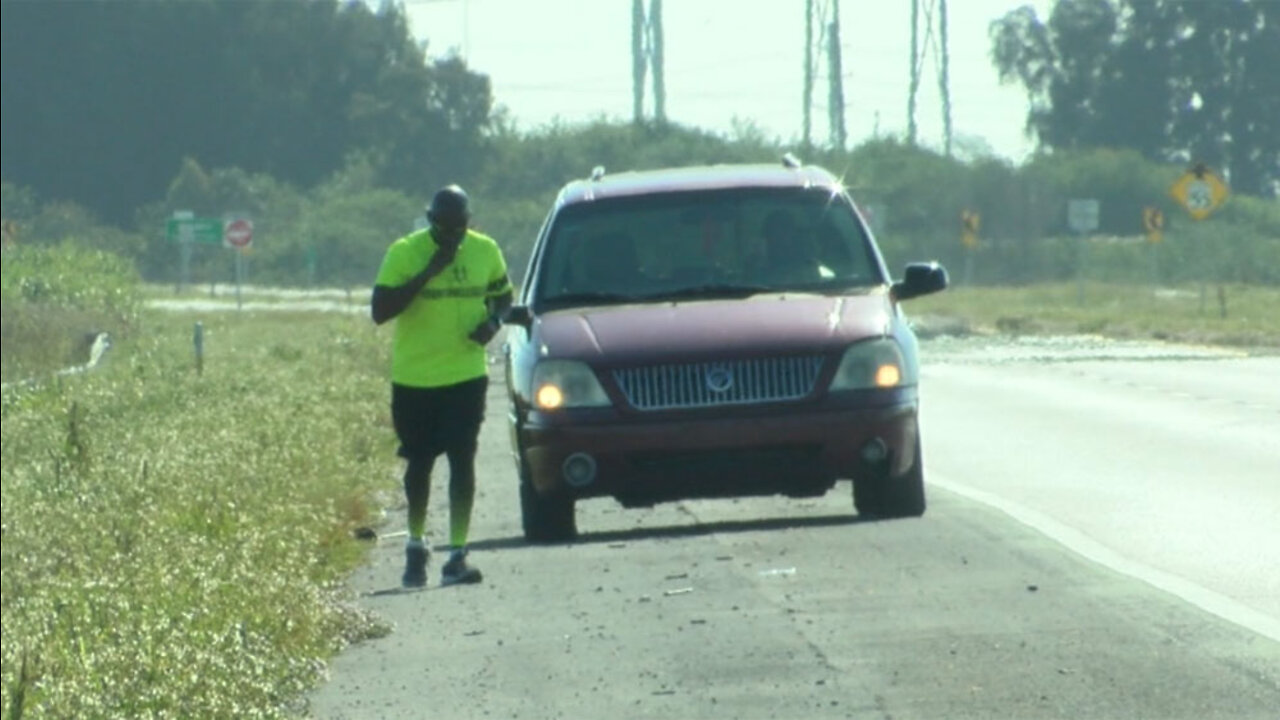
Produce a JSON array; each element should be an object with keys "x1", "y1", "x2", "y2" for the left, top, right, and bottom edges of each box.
[{"x1": 307, "y1": 338, "x2": 1280, "y2": 720}]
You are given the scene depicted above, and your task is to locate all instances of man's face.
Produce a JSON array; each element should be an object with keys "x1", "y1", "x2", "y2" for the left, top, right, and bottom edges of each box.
[{"x1": 431, "y1": 212, "x2": 468, "y2": 248}]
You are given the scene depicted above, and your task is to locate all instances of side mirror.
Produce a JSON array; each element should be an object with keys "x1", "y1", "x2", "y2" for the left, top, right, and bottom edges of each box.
[
  {"x1": 504, "y1": 305, "x2": 533, "y2": 330},
  {"x1": 891, "y1": 262, "x2": 948, "y2": 301}
]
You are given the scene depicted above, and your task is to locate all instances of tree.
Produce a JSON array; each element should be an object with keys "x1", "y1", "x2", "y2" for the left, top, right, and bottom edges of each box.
[
  {"x1": 991, "y1": 0, "x2": 1279, "y2": 196},
  {"x1": 0, "y1": 0, "x2": 495, "y2": 223}
]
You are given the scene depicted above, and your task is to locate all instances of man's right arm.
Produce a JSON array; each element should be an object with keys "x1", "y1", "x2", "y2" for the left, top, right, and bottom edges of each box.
[{"x1": 371, "y1": 247, "x2": 454, "y2": 325}]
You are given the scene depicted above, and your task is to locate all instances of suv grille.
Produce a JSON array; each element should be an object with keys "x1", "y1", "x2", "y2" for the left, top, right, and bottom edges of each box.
[{"x1": 613, "y1": 356, "x2": 825, "y2": 411}]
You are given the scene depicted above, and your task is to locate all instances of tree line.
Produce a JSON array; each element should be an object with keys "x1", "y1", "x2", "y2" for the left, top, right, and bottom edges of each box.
[
  {"x1": 991, "y1": 0, "x2": 1278, "y2": 196},
  {"x1": 1, "y1": 0, "x2": 1277, "y2": 289},
  {"x1": 1, "y1": 0, "x2": 490, "y2": 224}
]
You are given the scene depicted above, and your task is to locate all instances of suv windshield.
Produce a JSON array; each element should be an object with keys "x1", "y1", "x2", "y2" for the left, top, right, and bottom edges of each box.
[{"x1": 534, "y1": 186, "x2": 884, "y2": 310}]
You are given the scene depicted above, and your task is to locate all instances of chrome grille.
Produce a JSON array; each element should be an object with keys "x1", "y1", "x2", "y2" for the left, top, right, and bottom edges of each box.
[{"x1": 613, "y1": 356, "x2": 825, "y2": 411}]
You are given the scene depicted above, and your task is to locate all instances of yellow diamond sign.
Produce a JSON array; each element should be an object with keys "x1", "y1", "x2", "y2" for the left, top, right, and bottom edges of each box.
[
  {"x1": 1143, "y1": 206, "x2": 1165, "y2": 244},
  {"x1": 961, "y1": 210, "x2": 980, "y2": 249},
  {"x1": 1170, "y1": 164, "x2": 1229, "y2": 220}
]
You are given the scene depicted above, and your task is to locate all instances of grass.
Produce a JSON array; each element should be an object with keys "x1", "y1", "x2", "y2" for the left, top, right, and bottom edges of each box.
[
  {"x1": 908, "y1": 282, "x2": 1280, "y2": 351},
  {"x1": 2, "y1": 245, "x2": 142, "y2": 384},
  {"x1": 1, "y1": 308, "x2": 398, "y2": 718}
]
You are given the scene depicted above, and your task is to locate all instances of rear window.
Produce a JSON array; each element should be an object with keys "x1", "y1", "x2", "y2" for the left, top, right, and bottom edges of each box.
[{"x1": 533, "y1": 187, "x2": 884, "y2": 307}]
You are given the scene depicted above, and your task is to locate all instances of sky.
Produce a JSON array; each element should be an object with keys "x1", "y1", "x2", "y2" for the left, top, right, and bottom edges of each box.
[{"x1": 403, "y1": 0, "x2": 1054, "y2": 161}]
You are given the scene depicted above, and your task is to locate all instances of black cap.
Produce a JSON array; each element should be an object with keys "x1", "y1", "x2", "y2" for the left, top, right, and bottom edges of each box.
[{"x1": 428, "y1": 185, "x2": 470, "y2": 225}]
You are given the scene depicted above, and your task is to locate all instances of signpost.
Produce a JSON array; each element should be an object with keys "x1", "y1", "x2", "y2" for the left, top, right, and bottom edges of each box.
[
  {"x1": 1142, "y1": 207, "x2": 1164, "y2": 244},
  {"x1": 1067, "y1": 199, "x2": 1099, "y2": 305},
  {"x1": 223, "y1": 217, "x2": 253, "y2": 249},
  {"x1": 1143, "y1": 206, "x2": 1165, "y2": 285},
  {"x1": 960, "y1": 210, "x2": 980, "y2": 285},
  {"x1": 1170, "y1": 164, "x2": 1229, "y2": 220},
  {"x1": 166, "y1": 216, "x2": 223, "y2": 245},
  {"x1": 223, "y1": 217, "x2": 254, "y2": 309},
  {"x1": 960, "y1": 210, "x2": 980, "y2": 250},
  {"x1": 166, "y1": 211, "x2": 256, "y2": 304},
  {"x1": 168, "y1": 211, "x2": 223, "y2": 292},
  {"x1": 1170, "y1": 164, "x2": 1230, "y2": 316}
]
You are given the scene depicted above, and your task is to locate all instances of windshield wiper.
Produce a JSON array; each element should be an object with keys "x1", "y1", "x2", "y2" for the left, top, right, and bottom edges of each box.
[
  {"x1": 539, "y1": 291, "x2": 637, "y2": 309},
  {"x1": 636, "y1": 283, "x2": 773, "y2": 302}
]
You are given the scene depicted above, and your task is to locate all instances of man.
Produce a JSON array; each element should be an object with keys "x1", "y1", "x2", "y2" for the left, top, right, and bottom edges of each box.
[{"x1": 372, "y1": 184, "x2": 513, "y2": 588}]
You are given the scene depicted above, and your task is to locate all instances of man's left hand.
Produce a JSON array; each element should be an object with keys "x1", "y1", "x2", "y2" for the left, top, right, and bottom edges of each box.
[{"x1": 468, "y1": 317, "x2": 500, "y2": 345}]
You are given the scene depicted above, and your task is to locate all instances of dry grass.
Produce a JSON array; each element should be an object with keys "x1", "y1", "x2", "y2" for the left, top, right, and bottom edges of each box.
[{"x1": 908, "y1": 282, "x2": 1280, "y2": 351}]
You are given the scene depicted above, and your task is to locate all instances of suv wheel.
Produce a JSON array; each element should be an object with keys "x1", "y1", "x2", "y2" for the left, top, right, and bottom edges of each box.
[
  {"x1": 853, "y1": 438, "x2": 926, "y2": 518},
  {"x1": 519, "y1": 461, "x2": 577, "y2": 543}
]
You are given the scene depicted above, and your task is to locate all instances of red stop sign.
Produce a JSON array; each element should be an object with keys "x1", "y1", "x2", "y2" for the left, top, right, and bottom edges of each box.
[{"x1": 224, "y1": 218, "x2": 254, "y2": 248}]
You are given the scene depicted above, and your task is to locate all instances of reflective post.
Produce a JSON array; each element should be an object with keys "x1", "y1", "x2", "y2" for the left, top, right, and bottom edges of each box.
[{"x1": 193, "y1": 321, "x2": 204, "y2": 376}]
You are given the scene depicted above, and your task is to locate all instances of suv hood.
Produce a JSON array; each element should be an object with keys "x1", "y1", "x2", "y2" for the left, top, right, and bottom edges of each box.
[{"x1": 534, "y1": 292, "x2": 894, "y2": 364}]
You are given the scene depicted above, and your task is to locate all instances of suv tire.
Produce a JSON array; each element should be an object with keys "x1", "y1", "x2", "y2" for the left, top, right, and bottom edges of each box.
[
  {"x1": 519, "y1": 462, "x2": 577, "y2": 543},
  {"x1": 853, "y1": 438, "x2": 926, "y2": 518}
]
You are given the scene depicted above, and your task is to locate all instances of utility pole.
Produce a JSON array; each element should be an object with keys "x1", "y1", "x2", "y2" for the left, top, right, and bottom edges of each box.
[
  {"x1": 907, "y1": 0, "x2": 952, "y2": 155},
  {"x1": 632, "y1": 0, "x2": 647, "y2": 123},
  {"x1": 938, "y1": 0, "x2": 952, "y2": 156},
  {"x1": 803, "y1": 0, "x2": 814, "y2": 148},
  {"x1": 908, "y1": 0, "x2": 920, "y2": 147},
  {"x1": 827, "y1": 0, "x2": 846, "y2": 150},
  {"x1": 631, "y1": 0, "x2": 666, "y2": 125},
  {"x1": 651, "y1": 0, "x2": 666, "y2": 124}
]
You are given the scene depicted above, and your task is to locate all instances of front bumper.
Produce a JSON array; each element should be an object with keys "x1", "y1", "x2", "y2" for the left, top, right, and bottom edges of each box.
[{"x1": 514, "y1": 396, "x2": 919, "y2": 505}]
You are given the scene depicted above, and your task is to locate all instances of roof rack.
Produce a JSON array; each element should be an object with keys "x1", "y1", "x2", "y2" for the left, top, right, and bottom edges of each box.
[
  {"x1": 782, "y1": 153, "x2": 802, "y2": 169},
  {"x1": 590, "y1": 165, "x2": 606, "y2": 181}
]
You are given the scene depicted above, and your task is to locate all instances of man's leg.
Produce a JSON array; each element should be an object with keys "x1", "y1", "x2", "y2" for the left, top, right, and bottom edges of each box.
[
  {"x1": 392, "y1": 383, "x2": 442, "y2": 588},
  {"x1": 445, "y1": 444, "x2": 476, "y2": 549},
  {"x1": 441, "y1": 377, "x2": 486, "y2": 585},
  {"x1": 400, "y1": 455, "x2": 435, "y2": 587},
  {"x1": 403, "y1": 455, "x2": 435, "y2": 544},
  {"x1": 441, "y1": 442, "x2": 483, "y2": 585}
]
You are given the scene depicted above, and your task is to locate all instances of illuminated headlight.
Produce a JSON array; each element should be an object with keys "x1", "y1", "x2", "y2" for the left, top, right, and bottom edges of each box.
[
  {"x1": 532, "y1": 360, "x2": 610, "y2": 410},
  {"x1": 830, "y1": 339, "x2": 914, "y2": 390}
]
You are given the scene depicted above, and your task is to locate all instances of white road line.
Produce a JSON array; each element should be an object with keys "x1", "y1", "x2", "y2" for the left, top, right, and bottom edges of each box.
[{"x1": 929, "y1": 472, "x2": 1280, "y2": 643}]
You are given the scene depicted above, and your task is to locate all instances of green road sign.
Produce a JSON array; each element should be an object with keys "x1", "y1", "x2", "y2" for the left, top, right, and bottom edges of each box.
[{"x1": 166, "y1": 217, "x2": 223, "y2": 244}]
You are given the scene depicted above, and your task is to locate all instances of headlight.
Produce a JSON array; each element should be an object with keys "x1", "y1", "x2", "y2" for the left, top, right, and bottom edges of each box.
[
  {"x1": 531, "y1": 360, "x2": 610, "y2": 410},
  {"x1": 829, "y1": 339, "x2": 914, "y2": 390}
]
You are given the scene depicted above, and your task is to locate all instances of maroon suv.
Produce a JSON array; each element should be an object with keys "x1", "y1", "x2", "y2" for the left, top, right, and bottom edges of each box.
[{"x1": 503, "y1": 158, "x2": 948, "y2": 542}]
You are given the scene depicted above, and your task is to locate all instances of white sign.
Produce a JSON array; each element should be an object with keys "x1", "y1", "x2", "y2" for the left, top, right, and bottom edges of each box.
[
  {"x1": 223, "y1": 217, "x2": 254, "y2": 249},
  {"x1": 1067, "y1": 199, "x2": 1100, "y2": 234}
]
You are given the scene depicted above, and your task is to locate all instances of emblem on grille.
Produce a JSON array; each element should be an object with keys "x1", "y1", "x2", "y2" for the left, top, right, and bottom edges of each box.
[{"x1": 705, "y1": 365, "x2": 734, "y2": 393}]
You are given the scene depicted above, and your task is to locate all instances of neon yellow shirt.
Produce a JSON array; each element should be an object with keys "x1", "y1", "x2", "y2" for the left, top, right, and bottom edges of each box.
[{"x1": 375, "y1": 228, "x2": 512, "y2": 388}]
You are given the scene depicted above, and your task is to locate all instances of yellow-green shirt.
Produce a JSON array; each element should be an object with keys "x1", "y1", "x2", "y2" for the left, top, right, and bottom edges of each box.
[{"x1": 375, "y1": 228, "x2": 512, "y2": 388}]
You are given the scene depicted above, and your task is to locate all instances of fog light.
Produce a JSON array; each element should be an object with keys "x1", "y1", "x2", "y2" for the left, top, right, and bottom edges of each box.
[
  {"x1": 562, "y1": 453, "x2": 597, "y2": 488},
  {"x1": 860, "y1": 438, "x2": 888, "y2": 464}
]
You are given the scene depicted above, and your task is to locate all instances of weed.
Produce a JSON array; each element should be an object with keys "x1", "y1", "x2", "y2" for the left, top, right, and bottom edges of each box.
[{"x1": 2, "y1": 309, "x2": 397, "y2": 717}]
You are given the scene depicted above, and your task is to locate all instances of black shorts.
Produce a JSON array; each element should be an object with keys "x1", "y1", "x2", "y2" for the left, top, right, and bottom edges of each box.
[{"x1": 391, "y1": 376, "x2": 488, "y2": 460}]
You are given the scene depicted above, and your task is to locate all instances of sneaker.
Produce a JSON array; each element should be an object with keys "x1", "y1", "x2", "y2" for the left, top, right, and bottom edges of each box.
[
  {"x1": 402, "y1": 543, "x2": 429, "y2": 588},
  {"x1": 440, "y1": 549, "x2": 482, "y2": 586}
]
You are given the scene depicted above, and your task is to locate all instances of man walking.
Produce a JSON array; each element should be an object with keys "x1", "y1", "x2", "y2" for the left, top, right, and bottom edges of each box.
[{"x1": 372, "y1": 185, "x2": 513, "y2": 588}]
